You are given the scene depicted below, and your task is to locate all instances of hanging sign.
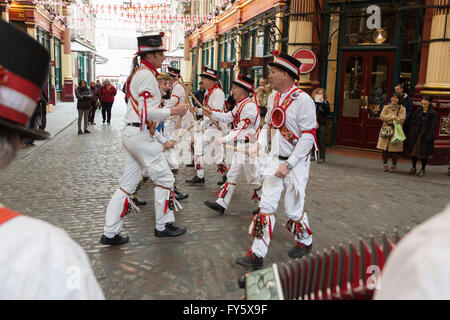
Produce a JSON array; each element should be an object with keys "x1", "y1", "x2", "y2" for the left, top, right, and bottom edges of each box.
[{"x1": 292, "y1": 49, "x2": 316, "y2": 74}]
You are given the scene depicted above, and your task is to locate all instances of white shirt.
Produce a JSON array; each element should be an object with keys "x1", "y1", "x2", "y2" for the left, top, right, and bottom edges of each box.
[
  {"x1": 0, "y1": 206, "x2": 104, "y2": 299},
  {"x1": 164, "y1": 82, "x2": 185, "y2": 110},
  {"x1": 123, "y1": 66, "x2": 171, "y2": 124},
  {"x1": 211, "y1": 97, "x2": 260, "y2": 144},
  {"x1": 374, "y1": 202, "x2": 450, "y2": 300},
  {"x1": 201, "y1": 86, "x2": 226, "y2": 131},
  {"x1": 259, "y1": 85, "x2": 316, "y2": 168}
]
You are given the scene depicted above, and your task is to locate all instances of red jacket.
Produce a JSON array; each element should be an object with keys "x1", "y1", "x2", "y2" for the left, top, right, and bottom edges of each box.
[{"x1": 100, "y1": 85, "x2": 117, "y2": 103}]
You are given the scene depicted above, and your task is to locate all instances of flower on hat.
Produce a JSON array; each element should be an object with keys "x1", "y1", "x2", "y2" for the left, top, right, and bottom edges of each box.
[
  {"x1": 159, "y1": 32, "x2": 165, "y2": 37},
  {"x1": 272, "y1": 50, "x2": 280, "y2": 57},
  {"x1": 238, "y1": 74, "x2": 245, "y2": 80}
]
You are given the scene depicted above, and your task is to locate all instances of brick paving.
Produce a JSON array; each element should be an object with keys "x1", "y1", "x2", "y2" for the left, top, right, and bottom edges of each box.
[{"x1": 1, "y1": 92, "x2": 449, "y2": 300}]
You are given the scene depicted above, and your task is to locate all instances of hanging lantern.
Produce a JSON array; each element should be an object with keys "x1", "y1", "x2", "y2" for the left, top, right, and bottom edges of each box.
[{"x1": 373, "y1": 29, "x2": 387, "y2": 44}]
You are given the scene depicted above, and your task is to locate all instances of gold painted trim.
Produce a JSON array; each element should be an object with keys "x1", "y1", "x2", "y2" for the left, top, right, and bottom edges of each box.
[{"x1": 420, "y1": 90, "x2": 450, "y2": 96}]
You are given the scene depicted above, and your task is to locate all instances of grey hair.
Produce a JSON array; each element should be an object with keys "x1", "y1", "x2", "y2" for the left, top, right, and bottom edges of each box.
[{"x1": 0, "y1": 129, "x2": 21, "y2": 171}]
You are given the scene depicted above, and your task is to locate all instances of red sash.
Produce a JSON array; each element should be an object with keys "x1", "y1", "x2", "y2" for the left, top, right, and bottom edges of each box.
[{"x1": 0, "y1": 207, "x2": 20, "y2": 226}]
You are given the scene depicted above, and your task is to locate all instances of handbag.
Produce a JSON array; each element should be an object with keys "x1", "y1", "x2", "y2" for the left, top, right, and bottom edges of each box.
[
  {"x1": 379, "y1": 106, "x2": 400, "y2": 138},
  {"x1": 391, "y1": 121, "x2": 406, "y2": 144}
]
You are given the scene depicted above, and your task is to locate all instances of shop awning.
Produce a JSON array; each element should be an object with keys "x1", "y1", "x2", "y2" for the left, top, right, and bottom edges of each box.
[{"x1": 70, "y1": 41, "x2": 108, "y2": 64}]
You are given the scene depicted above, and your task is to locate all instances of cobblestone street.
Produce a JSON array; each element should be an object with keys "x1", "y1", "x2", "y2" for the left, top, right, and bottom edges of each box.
[{"x1": 1, "y1": 93, "x2": 449, "y2": 300}]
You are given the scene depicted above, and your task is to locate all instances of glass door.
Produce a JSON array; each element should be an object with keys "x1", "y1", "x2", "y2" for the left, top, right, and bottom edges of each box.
[{"x1": 337, "y1": 51, "x2": 395, "y2": 149}]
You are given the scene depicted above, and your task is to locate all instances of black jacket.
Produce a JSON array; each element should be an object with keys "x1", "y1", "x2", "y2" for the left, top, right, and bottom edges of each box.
[
  {"x1": 405, "y1": 106, "x2": 438, "y2": 157},
  {"x1": 315, "y1": 100, "x2": 330, "y2": 126},
  {"x1": 76, "y1": 86, "x2": 93, "y2": 110}
]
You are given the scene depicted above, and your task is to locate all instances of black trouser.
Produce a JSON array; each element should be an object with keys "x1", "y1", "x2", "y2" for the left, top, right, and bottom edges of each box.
[
  {"x1": 382, "y1": 151, "x2": 399, "y2": 165},
  {"x1": 101, "y1": 101, "x2": 113, "y2": 123},
  {"x1": 411, "y1": 156, "x2": 428, "y2": 171},
  {"x1": 88, "y1": 104, "x2": 97, "y2": 123},
  {"x1": 316, "y1": 124, "x2": 327, "y2": 160}
]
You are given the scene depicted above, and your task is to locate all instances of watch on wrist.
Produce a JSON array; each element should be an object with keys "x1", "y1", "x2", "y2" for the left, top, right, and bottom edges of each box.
[{"x1": 286, "y1": 162, "x2": 293, "y2": 170}]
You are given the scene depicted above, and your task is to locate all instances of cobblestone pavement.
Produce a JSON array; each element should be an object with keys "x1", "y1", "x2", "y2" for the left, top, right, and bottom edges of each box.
[{"x1": 1, "y1": 93, "x2": 449, "y2": 300}]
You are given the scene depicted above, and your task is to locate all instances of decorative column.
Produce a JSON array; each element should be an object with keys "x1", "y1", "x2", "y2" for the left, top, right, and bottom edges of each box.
[
  {"x1": 419, "y1": 0, "x2": 450, "y2": 165},
  {"x1": 61, "y1": 26, "x2": 74, "y2": 102},
  {"x1": 287, "y1": 0, "x2": 314, "y2": 91}
]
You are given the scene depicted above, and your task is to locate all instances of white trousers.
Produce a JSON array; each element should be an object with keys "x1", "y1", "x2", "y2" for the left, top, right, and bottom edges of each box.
[
  {"x1": 193, "y1": 127, "x2": 224, "y2": 179},
  {"x1": 216, "y1": 150, "x2": 261, "y2": 209},
  {"x1": 103, "y1": 126, "x2": 176, "y2": 238},
  {"x1": 251, "y1": 157, "x2": 312, "y2": 258}
]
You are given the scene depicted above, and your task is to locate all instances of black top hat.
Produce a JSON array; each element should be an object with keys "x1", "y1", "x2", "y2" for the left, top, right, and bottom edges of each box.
[
  {"x1": 0, "y1": 20, "x2": 51, "y2": 140},
  {"x1": 268, "y1": 50, "x2": 302, "y2": 80},
  {"x1": 232, "y1": 74, "x2": 255, "y2": 92},
  {"x1": 199, "y1": 66, "x2": 219, "y2": 81},
  {"x1": 137, "y1": 32, "x2": 167, "y2": 54},
  {"x1": 167, "y1": 67, "x2": 180, "y2": 78}
]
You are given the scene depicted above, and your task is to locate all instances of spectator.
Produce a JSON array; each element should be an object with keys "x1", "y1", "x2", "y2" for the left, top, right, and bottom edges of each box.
[
  {"x1": 405, "y1": 95, "x2": 438, "y2": 177},
  {"x1": 255, "y1": 86, "x2": 267, "y2": 116},
  {"x1": 38, "y1": 90, "x2": 48, "y2": 130},
  {"x1": 96, "y1": 79, "x2": 102, "y2": 90},
  {"x1": 376, "y1": 93, "x2": 406, "y2": 173},
  {"x1": 311, "y1": 88, "x2": 330, "y2": 163},
  {"x1": 193, "y1": 81, "x2": 206, "y2": 120},
  {"x1": 258, "y1": 77, "x2": 267, "y2": 90},
  {"x1": 88, "y1": 81, "x2": 100, "y2": 125},
  {"x1": 23, "y1": 107, "x2": 41, "y2": 147},
  {"x1": 75, "y1": 80, "x2": 93, "y2": 134},
  {"x1": 100, "y1": 79, "x2": 117, "y2": 124},
  {"x1": 394, "y1": 83, "x2": 413, "y2": 127}
]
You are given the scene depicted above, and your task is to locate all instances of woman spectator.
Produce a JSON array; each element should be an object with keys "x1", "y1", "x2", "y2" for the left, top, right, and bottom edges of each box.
[
  {"x1": 405, "y1": 95, "x2": 438, "y2": 177},
  {"x1": 75, "y1": 80, "x2": 93, "y2": 135},
  {"x1": 376, "y1": 93, "x2": 406, "y2": 173},
  {"x1": 88, "y1": 81, "x2": 100, "y2": 125},
  {"x1": 312, "y1": 88, "x2": 330, "y2": 163},
  {"x1": 100, "y1": 79, "x2": 117, "y2": 124}
]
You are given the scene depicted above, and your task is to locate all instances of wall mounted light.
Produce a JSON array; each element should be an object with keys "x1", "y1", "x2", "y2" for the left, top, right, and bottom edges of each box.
[{"x1": 373, "y1": 28, "x2": 387, "y2": 44}]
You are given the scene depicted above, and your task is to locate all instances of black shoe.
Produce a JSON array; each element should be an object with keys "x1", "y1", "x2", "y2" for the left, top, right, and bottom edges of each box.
[
  {"x1": 78, "y1": 130, "x2": 83, "y2": 134},
  {"x1": 310, "y1": 155, "x2": 316, "y2": 161},
  {"x1": 132, "y1": 198, "x2": 147, "y2": 206},
  {"x1": 103, "y1": 120, "x2": 106, "y2": 123},
  {"x1": 235, "y1": 251, "x2": 264, "y2": 270},
  {"x1": 288, "y1": 243, "x2": 313, "y2": 259},
  {"x1": 252, "y1": 208, "x2": 259, "y2": 215},
  {"x1": 418, "y1": 169, "x2": 425, "y2": 177},
  {"x1": 217, "y1": 175, "x2": 227, "y2": 185},
  {"x1": 142, "y1": 176, "x2": 149, "y2": 183},
  {"x1": 186, "y1": 176, "x2": 205, "y2": 184},
  {"x1": 84, "y1": 129, "x2": 91, "y2": 134},
  {"x1": 204, "y1": 201, "x2": 225, "y2": 215},
  {"x1": 100, "y1": 234, "x2": 129, "y2": 246},
  {"x1": 174, "y1": 189, "x2": 189, "y2": 201},
  {"x1": 154, "y1": 223, "x2": 187, "y2": 237},
  {"x1": 409, "y1": 167, "x2": 417, "y2": 175}
]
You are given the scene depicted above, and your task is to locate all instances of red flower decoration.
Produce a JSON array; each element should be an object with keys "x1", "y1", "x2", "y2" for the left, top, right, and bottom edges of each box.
[
  {"x1": 0, "y1": 65, "x2": 5, "y2": 85},
  {"x1": 238, "y1": 74, "x2": 244, "y2": 79},
  {"x1": 272, "y1": 50, "x2": 280, "y2": 57},
  {"x1": 159, "y1": 32, "x2": 165, "y2": 37}
]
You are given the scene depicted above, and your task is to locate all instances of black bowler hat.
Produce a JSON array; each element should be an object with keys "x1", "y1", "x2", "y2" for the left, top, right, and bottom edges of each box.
[
  {"x1": 136, "y1": 32, "x2": 167, "y2": 54},
  {"x1": 167, "y1": 67, "x2": 180, "y2": 78},
  {"x1": 0, "y1": 20, "x2": 51, "y2": 140},
  {"x1": 268, "y1": 50, "x2": 302, "y2": 80},
  {"x1": 199, "y1": 66, "x2": 219, "y2": 81},
  {"x1": 232, "y1": 74, "x2": 255, "y2": 92}
]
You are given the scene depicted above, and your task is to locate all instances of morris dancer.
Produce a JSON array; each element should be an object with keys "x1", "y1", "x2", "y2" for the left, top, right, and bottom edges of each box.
[
  {"x1": 186, "y1": 67, "x2": 227, "y2": 184},
  {"x1": 101, "y1": 33, "x2": 189, "y2": 246},
  {"x1": 235, "y1": 51, "x2": 317, "y2": 269},
  {"x1": 203, "y1": 74, "x2": 262, "y2": 215}
]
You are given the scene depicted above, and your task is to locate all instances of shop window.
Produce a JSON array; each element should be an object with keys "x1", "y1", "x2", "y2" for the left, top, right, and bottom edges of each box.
[{"x1": 346, "y1": 5, "x2": 396, "y2": 45}]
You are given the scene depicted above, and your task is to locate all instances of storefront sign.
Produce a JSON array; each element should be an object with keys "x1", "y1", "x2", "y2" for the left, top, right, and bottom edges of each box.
[
  {"x1": 220, "y1": 61, "x2": 231, "y2": 69},
  {"x1": 238, "y1": 59, "x2": 251, "y2": 68},
  {"x1": 292, "y1": 49, "x2": 317, "y2": 74},
  {"x1": 9, "y1": 10, "x2": 26, "y2": 21},
  {"x1": 250, "y1": 57, "x2": 263, "y2": 67}
]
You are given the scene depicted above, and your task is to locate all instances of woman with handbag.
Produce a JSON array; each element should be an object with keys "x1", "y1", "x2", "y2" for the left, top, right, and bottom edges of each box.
[
  {"x1": 376, "y1": 93, "x2": 406, "y2": 173},
  {"x1": 405, "y1": 95, "x2": 438, "y2": 177}
]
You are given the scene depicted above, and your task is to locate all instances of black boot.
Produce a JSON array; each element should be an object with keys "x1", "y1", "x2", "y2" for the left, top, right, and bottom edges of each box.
[
  {"x1": 100, "y1": 234, "x2": 129, "y2": 246},
  {"x1": 132, "y1": 197, "x2": 147, "y2": 206},
  {"x1": 174, "y1": 189, "x2": 189, "y2": 201},
  {"x1": 235, "y1": 251, "x2": 263, "y2": 270},
  {"x1": 204, "y1": 201, "x2": 225, "y2": 215},
  {"x1": 154, "y1": 223, "x2": 187, "y2": 237},
  {"x1": 217, "y1": 175, "x2": 227, "y2": 185},
  {"x1": 288, "y1": 243, "x2": 313, "y2": 259},
  {"x1": 186, "y1": 176, "x2": 205, "y2": 184}
]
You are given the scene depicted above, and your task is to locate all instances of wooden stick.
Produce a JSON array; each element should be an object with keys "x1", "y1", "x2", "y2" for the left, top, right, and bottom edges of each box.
[{"x1": 177, "y1": 79, "x2": 222, "y2": 131}]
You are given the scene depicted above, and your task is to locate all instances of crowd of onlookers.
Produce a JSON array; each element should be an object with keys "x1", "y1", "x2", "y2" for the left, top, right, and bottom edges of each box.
[{"x1": 75, "y1": 79, "x2": 117, "y2": 134}]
